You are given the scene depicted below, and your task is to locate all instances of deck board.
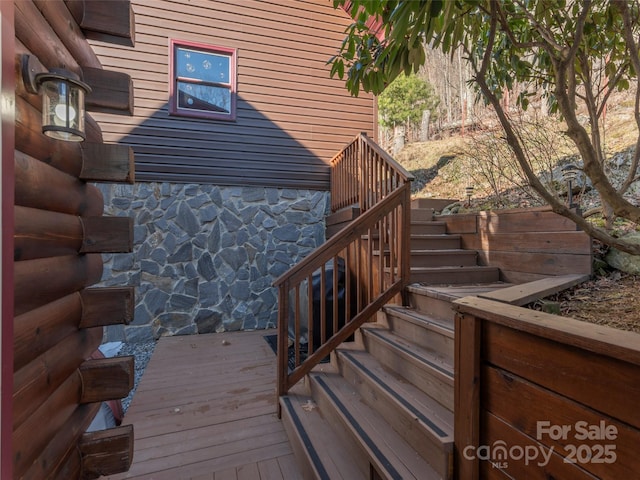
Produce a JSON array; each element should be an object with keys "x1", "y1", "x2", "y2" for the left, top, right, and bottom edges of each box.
[{"x1": 105, "y1": 330, "x2": 302, "y2": 480}]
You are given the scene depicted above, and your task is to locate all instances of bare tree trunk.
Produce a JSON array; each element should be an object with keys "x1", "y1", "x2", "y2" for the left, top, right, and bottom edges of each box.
[
  {"x1": 392, "y1": 124, "x2": 405, "y2": 153},
  {"x1": 420, "y1": 110, "x2": 431, "y2": 141}
]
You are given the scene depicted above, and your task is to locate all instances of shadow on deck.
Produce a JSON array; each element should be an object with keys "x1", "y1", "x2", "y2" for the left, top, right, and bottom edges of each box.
[{"x1": 105, "y1": 330, "x2": 302, "y2": 480}]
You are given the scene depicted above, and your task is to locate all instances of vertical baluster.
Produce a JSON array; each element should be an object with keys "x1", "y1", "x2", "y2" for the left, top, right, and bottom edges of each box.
[
  {"x1": 345, "y1": 245, "x2": 352, "y2": 323},
  {"x1": 378, "y1": 217, "x2": 384, "y2": 295},
  {"x1": 331, "y1": 155, "x2": 341, "y2": 212},
  {"x1": 333, "y1": 254, "x2": 339, "y2": 339},
  {"x1": 356, "y1": 236, "x2": 362, "y2": 314},
  {"x1": 351, "y1": 143, "x2": 356, "y2": 205},
  {"x1": 390, "y1": 207, "x2": 397, "y2": 284},
  {"x1": 294, "y1": 283, "x2": 300, "y2": 368},
  {"x1": 367, "y1": 227, "x2": 373, "y2": 303},
  {"x1": 307, "y1": 274, "x2": 314, "y2": 356},
  {"x1": 320, "y1": 263, "x2": 326, "y2": 345},
  {"x1": 277, "y1": 283, "x2": 289, "y2": 397}
]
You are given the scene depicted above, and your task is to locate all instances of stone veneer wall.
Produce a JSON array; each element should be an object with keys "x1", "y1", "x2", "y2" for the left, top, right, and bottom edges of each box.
[{"x1": 97, "y1": 182, "x2": 329, "y2": 343}]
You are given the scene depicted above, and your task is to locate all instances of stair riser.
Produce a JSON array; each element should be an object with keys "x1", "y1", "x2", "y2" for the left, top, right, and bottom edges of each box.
[
  {"x1": 410, "y1": 208, "x2": 435, "y2": 221},
  {"x1": 410, "y1": 223, "x2": 447, "y2": 235},
  {"x1": 410, "y1": 268, "x2": 500, "y2": 285},
  {"x1": 336, "y1": 352, "x2": 453, "y2": 478},
  {"x1": 411, "y1": 237, "x2": 461, "y2": 249},
  {"x1": 362, "y1": 330, "x2": 454, "y2": 412},
  {"x1": 406, "y1": 292, "x2": 457, "y2": 324},
  {"x1": 382, "y1": 312, "x2": 454, "y2": 364},
  {"x1": 375, "y1": 251, "x2": 477, "y2": 269},
  {"x1": 368, "y1": 235, "x2": 460, "y2": 250},
  {"x1": 412, "y1": 199, "x2": 457, "y2": 210},
  {"x1": 410, "y1": 252, "x2": 477, "y2": 268}
]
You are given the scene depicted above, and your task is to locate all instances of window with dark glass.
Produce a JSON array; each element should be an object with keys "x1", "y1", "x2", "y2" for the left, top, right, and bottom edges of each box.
[{"x1": 169, "y1": 40, "x2": 237, "y2": 120}]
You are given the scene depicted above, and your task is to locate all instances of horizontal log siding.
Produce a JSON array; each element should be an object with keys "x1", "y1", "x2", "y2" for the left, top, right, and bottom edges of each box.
[
  {"x1": 13, "y1": 2, "x2": 136, "y2": 478},
  {"x1": 89, "y1": 0, "x2": 375, "y2": 189}
]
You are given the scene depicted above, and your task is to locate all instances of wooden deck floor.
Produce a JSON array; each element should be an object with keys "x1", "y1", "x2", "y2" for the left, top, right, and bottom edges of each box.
[{"x1": 106, "y1": 330, "x2": 302, "y2": 480}]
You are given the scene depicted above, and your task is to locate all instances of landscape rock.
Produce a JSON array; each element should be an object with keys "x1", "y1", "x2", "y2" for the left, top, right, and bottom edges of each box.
[{"x1": 605, "y1": 233, "x2": 640, "y2": 274}]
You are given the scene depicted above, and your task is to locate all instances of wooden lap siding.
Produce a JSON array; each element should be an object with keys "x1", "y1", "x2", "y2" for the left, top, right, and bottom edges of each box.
[{"x1": 88, "y1": 0, "x2": 376, "y2": 190}]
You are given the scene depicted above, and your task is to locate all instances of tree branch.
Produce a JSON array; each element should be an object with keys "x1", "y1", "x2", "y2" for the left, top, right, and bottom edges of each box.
[{"x1": 611, "y1": 0, "x2": 640, "y2": 194}]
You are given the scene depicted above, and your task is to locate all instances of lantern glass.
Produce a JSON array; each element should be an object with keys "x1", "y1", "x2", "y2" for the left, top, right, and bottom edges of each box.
[{"x1": 39, "y1": 73, "x2": 87, "y2": 142}]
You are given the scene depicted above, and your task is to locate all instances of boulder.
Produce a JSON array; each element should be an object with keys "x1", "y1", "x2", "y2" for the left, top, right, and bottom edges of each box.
[
  {"x1": 605, "y1": 232, "x2": 640, "y2": 274},
  {"x1": 441, "y1": 202, "x2": 462, "y2": 215}
]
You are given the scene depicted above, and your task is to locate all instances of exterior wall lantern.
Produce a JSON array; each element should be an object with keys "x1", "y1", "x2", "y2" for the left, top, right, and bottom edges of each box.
[
  {"x1": 561, "y1": 164, "x2": 580, "y2": 208},
  {"x1": 465, "y1": 185, "x2": 474, "y2": 207},
  {"x1": 38, "y1": 69, "x2": 90, "y2": 142},
  {"x1": 22, "y1": 56, "x2": 91, "y2": 142}
]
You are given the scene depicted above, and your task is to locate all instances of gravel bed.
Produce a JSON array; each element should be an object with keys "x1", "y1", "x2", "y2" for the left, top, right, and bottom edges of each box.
[{"x1": 116, "y1": 341, "x2": 157, "y2": 413}]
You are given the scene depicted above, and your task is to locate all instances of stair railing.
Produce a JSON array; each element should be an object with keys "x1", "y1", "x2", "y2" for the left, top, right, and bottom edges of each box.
[
  {"x1": 274, "y1": 133, "x2": 413, "y2": 398},
  {"x1": 330, "y1": 132, "x2": 411, "y2": 214}
]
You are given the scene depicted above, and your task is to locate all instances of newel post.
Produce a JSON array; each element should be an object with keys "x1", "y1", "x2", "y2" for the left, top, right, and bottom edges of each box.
[
  {"x1": 402, "y1": 183, "x2": 412, "y2": 290},
  {"x1": 276, "y1": 281, "x2": 290, "y2": 413},
  {"x1": 454, "y1": 311, "x2": 481, "y2": 480},
  {"x1": 358, "y1": 132, "x2": 366, "y2": 212}
]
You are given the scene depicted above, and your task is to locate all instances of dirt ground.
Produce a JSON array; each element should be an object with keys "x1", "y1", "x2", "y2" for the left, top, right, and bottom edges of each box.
[{"x1": 536, "y1": 272, "x2": 640, "y2": 334}]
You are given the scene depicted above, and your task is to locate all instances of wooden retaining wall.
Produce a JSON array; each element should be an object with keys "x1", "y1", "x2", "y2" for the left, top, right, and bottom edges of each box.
[
  {"x1": 11, "y1": 1, "x2": 137, "y2": 478},
  {"x1": 454, "y1": 296, "x2": 640, "y2": 480},
  {"x1": 439, "y1": 207, "x2": 592, "y2": 283}
]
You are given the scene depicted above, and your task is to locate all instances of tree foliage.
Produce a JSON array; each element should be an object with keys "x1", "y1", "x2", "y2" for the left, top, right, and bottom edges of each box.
[
  {"x1": 330, "y1": 0, "x2": 640, "y2": 254},
  {"x1": 378, "y1": 74, "x2": 439, "y2": 128}
]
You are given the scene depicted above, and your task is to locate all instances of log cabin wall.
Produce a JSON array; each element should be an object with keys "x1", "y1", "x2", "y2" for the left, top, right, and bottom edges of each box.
[
  {"x1": 439, "y1": 207, "x2": 592, "y2": 283},
  {"x1": 1, "y1": 2, "x2": 16, "y2": 477},
  {"x1": 85, "y1": 0, "x2": 376, "y2": 343},
  {"x1": 454, "y1": 296, "x2": 640, "y2": 479},
  {"x1": 11, "y1": 1, "x2": 137, "y2": 478}
]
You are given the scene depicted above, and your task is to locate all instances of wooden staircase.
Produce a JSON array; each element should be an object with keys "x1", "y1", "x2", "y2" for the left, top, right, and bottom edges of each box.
[
  {"x1": 279, "y1": 201, "x2": 508, "y2": 479},
  {"x1": 280, "y1": 286, "x2": 456, "y2": 479},
  {"x1": 406, "y1": 199, "x2": 501, "y2": 285}
]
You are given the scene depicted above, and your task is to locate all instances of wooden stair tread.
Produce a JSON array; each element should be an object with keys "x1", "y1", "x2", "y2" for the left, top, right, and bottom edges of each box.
[
  {"x1": 411, "y1": 220, "x2": 446, "y2": 226},
  {"x1": 336, "y1": 348, "x2": 454, "y2": 441},
  {"x1": 410, "y1": 249, "x2": 475, "y2": 255},
  {"x1": 361, "y1": 327, "x2": 454, "y2": 379},
  {"x1": 280, "y1": 393, "x2": 367, "y2": 480},
  {"x1": 377, "y1": 249, "x2": 475, "y2": 256},
  {"x1": 478, "y1": 273, "x2": 590, "y2": 306},
  {"x1": 409, "y1": 265, "x2": 501, "y2": 284},
  {"x1": 410, "y1": 265, "x2": 498, "y2": 273},
  {"x1": 310, "y1": 372, "x2": 443, "y2": 480},
  {"x1": 382, "y1": 305, "x2": 454, "y2": 338},
  {"x1": 410, "y1": 233, "x2": 461, "y2": 239},
  {"x1": 375, "y1": 248, "x2": 475, "y2": 257},
  {"x1": 406, "y1": 282, "x2": 513, "y2": 302}
]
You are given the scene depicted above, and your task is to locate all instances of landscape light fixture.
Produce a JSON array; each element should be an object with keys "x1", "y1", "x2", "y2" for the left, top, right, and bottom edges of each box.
[
  {"x1": 22, "y1": 55, "x2": 91, "y2": 142},
  {"x1": 561, "y1": 164, "x2": 580, "y2": 208},
  {"x1": 465, "y1": 185, "x2": 474, "y2": 207}
]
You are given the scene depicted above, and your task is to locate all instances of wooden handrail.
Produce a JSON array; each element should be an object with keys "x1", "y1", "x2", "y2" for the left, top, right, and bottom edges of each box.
[
  {"x1": 276, "y1": 134, "x2": 413, "y2": 399},
  {"x1": 330, "y1": 132, "x2": 414, "y2": 213}
]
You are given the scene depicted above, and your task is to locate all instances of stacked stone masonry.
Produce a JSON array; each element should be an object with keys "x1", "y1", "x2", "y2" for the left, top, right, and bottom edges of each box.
[{"x1": 97, "y1": 182, "x2": 328, "y2": 343}]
